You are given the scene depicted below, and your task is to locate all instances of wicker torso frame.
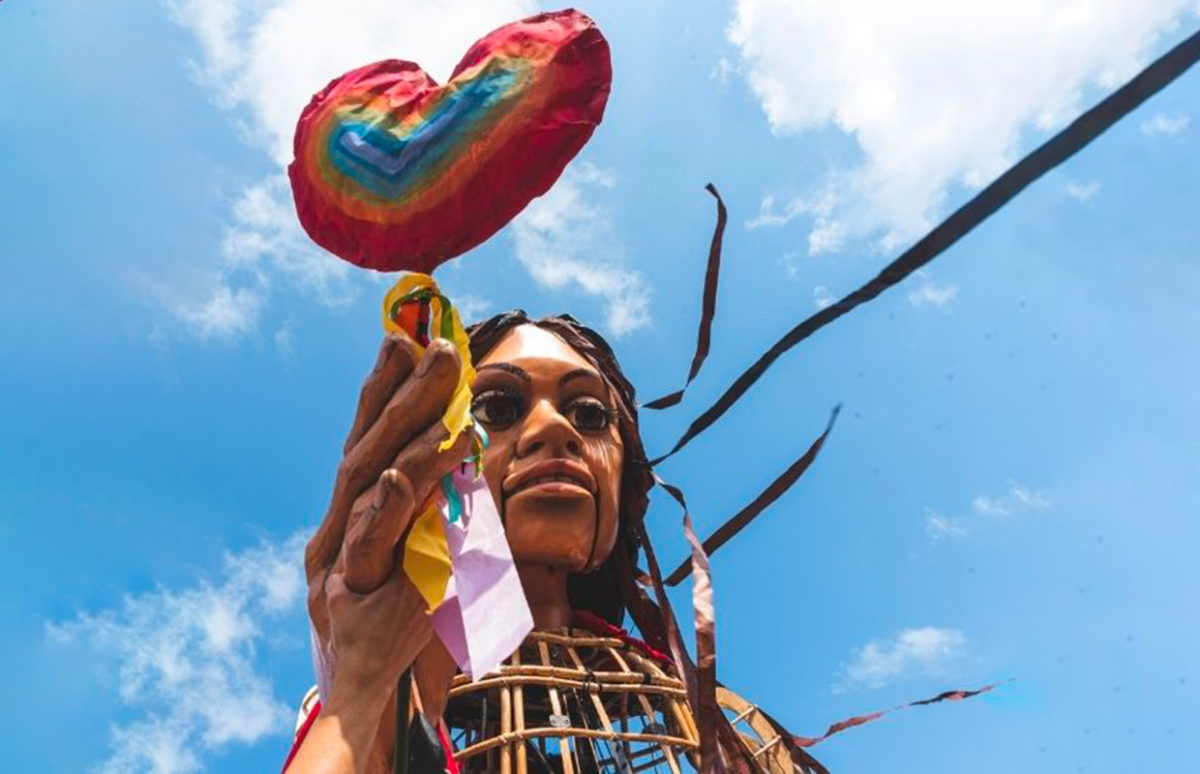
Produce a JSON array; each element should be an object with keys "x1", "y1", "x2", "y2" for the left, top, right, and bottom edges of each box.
[{"x1": 441, "y1": 629, "x2": 791, "y2": 774}]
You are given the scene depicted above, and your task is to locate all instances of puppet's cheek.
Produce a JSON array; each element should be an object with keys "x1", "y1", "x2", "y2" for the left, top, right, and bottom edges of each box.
[
  {"x1": 581, "y1": 436, "x2": 623, "y2": 570},
  {"x1": 583, "y1": 480, "x2": 621, "y2": 570}
]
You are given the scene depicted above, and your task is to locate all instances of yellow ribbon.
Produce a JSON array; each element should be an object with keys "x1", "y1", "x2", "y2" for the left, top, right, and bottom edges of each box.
[
  {"x1": 402, "y1": 500, "x2": 454, "y2": 610},
  {"x1": 381, "y1": 273, "x2": 475, "y2": 452},
  {"x1": 382, "y1": 273, "x2": 475, "y2": 609}
]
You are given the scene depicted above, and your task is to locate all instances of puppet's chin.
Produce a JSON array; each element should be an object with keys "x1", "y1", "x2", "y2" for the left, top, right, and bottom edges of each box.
[{"x1": 503, "y1": 492, "x2": 598, "y2": 570}]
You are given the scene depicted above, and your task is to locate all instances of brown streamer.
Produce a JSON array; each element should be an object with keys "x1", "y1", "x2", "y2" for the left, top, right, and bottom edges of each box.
[
  {"x1": 636, "y1": 516, "x2": 699, "y2": 717},
  {"x1": 683, "y1": 503, "x2": 721, "y2": 772},
  {"x1": 651, "y1": 26, "x2": 1200, "y2": 465},
  {"x1": 665, "y1": 405, "x2": 841, "y2": 586},
  {"x1": 644, "y1": 183, "x2": 728, "y2": 411},
  {"x1": 652, "y1": 476, "x2": 762, "y2": 774},
  {"x1": 761, "y1": 679, "x2": 1011, "y2": 753}
]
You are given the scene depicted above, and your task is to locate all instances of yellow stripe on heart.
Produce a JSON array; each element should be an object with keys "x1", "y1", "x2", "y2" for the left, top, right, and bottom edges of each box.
[{"x1": 403, "y1": 500, "x2": 453, "y2": 610}]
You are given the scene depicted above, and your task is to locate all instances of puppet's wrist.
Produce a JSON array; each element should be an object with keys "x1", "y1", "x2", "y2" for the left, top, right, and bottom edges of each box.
[{"x1": 323, "y1": 674, "x2": 392, "y2": 720}]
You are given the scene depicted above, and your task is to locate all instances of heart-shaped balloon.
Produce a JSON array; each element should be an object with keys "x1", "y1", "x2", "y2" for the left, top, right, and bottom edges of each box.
[{"x1": 288, "y1": 9, "x2": 611, "y2": 273}]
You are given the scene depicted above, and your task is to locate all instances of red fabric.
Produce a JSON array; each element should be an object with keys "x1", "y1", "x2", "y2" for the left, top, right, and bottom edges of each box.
[
  {"x1": 281, "y1": 700, "x2": 462, "y2": 773},
  {"x1": 572, "y1": 609, "x2": 673, "y2": 665},
  {"x1": 438, "y1": 722, "x2": 461, "y2": 774},
  {"x1": 281, "y1": 699, "x2": 321, "y2": 773}
]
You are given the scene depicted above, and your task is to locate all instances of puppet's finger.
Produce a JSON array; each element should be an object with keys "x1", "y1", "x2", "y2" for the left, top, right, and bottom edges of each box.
[
  {"x1": 342, "y1": 469, "x2": 416, "y2": 594},
  {"x1": 340, "y1": 339, "x2": 461, "y2": 500},
  {"x1": 344, "y1": 333, "x2": 420, "y2": 455},
  {"x1": 391, "y1": 419, "x2": 474, "y2": 508},
  {"x1": 308, "y1": 336, "x2": 417, "y2": 584},
  {"x1": 309, "y1": 340, "x2": 461, "y2": 581},
  {"x1": 306, "y1": 566, "x2": 331, "y2": 649},
  {"x1": 414, "y1": 636, "x2": 458, "y2": 724}
]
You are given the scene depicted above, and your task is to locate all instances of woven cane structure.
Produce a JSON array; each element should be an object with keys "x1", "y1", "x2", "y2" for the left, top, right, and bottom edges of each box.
[
  {"x1": 441, "y1": 629, "x2": 796, "y2": 774},
  {"x1": 444, "y1": 629, "x2": 698, "y2": 774}
]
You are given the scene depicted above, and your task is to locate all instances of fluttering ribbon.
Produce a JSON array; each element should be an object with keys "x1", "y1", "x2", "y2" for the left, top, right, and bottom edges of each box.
[
  {"x1": 643, "y1": 183, "x2": 728, "y2": 411},
  {"x1": 665, "y1": 405, "x2": 841, "y2": 586},
  {"x1": 636, "y1": 40, "x2": 1200, "y2": 751},
  {"x1": 383, "y1": 273, "x2": 532, "y2": 680},
  {"x1": 769, "y1": 679, "x2": 1014, "y2": 749},
  {"x1": 651, "y1": 25, "x2": 1200, "y2": 466},
  {"x1": 382, "y1": 273, "x2": 475, "y2": 453}
]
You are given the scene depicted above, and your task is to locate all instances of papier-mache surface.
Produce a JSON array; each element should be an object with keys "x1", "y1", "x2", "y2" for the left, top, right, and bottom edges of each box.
[{"x1": 288, "y1": 9, "x2": 611, "y2": 273}]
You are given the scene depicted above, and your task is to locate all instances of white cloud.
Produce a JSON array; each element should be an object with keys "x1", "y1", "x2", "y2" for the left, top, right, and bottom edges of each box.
[
  {"x1": 1010, "y1": 482, "x2": 1051, "y2": 509},
  {"x1": 907, "y1": 280, "x2": 958, "y2": 308},
  {"x1": 1065, "y1": 179, "x2": 1102, "y2": 202},
  {"x1": 152, "y1": 174, "x2": 356, "y2": 342},
  {"x1": 163, "y1": 0, "x2": 538, "y2": 340},
  {"x1": 927, "y1": 481, "x2": 1051, "y2": 540},
  {"x1": 49, "y1": 533, "x2": 309, "y2": 774},
  {"x1": 452, "y1": 294, "x2": 493, "y2": 326},
  {"x1": 837, "y1": 627, "x2": 966, "y2": 690},
  {"x1": 1141, "y1": 111, "x2": 1190, "y2": 136},
  {"x1": 778, "y1": 250, "x2": 802, "y2": 279},
  {"x1": 971, "y1": 495, "x2": 1011, "y2": 517},
  {"x1": 510, "y1": 163, "x2": 651, "y2": 336},
  {"x1": 167, "y1": 0, "x2": 537, "y2": 167},
  {"x1": 710, "y1": 55, "x2": 739, "y2": 86},
  {"x1": 571, "y1": 160, "x2": 618, "y2": 189},
  {"x1": 728, "y1": 0, "x2": 1197, "y2": 254},
  {"x1": 746, "y1": 193, "x2": 834, "y2": 242},
  {"x1": 925, "y1": 510, "x2": 968, "y2": 540},
  {"x1": 274, "y1": 315, "x2": 296, "y2": 359},
  {"x1": 170, "y1": 283, "x2": 263, "y2": 341},
  {"x1": 221, "y1": 175, "x2": 354, "y2": 304},
  {"x1": 811, "y1": 284, "x2": 835, "y2": 310}
]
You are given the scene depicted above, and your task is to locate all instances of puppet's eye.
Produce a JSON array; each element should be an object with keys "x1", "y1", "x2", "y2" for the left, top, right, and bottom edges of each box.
[
  {"x1": 471, "y1": 390, "x2": 523, "y2": 429},
  {"x1": 566, "y1": 397, "x2": 612, "y2": 432}
]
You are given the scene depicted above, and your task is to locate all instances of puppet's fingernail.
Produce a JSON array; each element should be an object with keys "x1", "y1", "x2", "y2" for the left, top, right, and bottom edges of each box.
[
  {"x1": 417, "y1": 343, "x2": 450, "y2": 377},
  {"x1": 375, "y1": 336, "x2": 399, "y2": 368}
]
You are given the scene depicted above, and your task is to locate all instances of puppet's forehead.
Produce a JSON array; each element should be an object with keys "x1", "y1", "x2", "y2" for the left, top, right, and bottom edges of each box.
[{"x1": 477, "y1": 324, "x2": 598, "y2": 375}]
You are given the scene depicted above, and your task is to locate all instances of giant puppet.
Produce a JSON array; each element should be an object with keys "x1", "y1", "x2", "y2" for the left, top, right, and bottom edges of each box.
[
  {"x1": 280, "y1": 8, "x2": 1200, "y2": 774},
  {"x1": 282, "y1": 10, "x2": 832, "y2": 773}
]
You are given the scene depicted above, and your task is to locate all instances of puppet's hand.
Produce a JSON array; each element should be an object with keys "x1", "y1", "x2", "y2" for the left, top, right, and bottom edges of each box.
[
  {"x1": 305, "y1": 333, "x2": 472, "y2": 662},
  {"x1": 321, "y1": 558, "x2": 435, "y2": 711}
]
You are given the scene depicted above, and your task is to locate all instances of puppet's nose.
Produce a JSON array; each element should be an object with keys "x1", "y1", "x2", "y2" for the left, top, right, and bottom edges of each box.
[{"x1": 515, "y1": 399, "x2": 583, "y2": 459}]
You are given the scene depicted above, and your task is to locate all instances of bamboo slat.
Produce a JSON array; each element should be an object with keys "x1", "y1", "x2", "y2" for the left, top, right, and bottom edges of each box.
[{"x1": 444, "y1": 628, "x2": 716, "y2": 774}]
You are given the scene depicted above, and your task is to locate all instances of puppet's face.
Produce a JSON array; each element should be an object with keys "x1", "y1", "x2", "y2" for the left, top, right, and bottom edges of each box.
[{"x1": 472, "y1": 325, "x2": 624, "y2": 571}]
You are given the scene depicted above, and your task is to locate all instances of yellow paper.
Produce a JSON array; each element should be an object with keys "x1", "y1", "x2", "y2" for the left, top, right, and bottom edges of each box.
[
  {"x1": 382, "y1": 273, "x2": 476, "y2": 452},
  {"x1": 403, "y1": 501, "x2": 453, "y2": 610}
]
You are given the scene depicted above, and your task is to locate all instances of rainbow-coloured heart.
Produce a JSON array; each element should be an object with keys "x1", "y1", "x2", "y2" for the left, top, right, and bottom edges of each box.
[{"x1": 288, "y1": 9, "x2": 611, "y2": 274}]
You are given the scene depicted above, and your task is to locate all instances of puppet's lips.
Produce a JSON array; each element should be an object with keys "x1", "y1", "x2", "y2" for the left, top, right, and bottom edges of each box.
[
  {"x1": 505, "y1": 461, "x2": 596, "y2": 497},
  {"x1": 513, "y1": 476, "x2": 591, "y2": 496}
]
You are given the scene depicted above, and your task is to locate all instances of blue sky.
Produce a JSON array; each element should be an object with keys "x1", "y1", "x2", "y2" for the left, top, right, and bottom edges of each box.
[{"x1": 3, "y1": 0, "x2": 1200, "y2": 772}]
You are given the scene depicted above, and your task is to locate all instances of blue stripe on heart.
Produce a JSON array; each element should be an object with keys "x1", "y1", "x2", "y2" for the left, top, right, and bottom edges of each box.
[{"x1": 327, "y1": 66, "x2": 522, "y2": 200}]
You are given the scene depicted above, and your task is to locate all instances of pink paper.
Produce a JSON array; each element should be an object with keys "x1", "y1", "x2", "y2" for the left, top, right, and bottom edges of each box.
[
  {"x1": 433, "y1": 466, "x2": 533, "y2": 679},
  {"x1": 431, "y1": 577, "x2": 470, "y2": 668}
]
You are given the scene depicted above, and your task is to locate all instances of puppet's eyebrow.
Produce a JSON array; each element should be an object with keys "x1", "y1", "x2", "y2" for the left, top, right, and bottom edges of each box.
[
  {"x1": 477, "y1": 362, "x2": 531, "y2": 382},
  {"x1": 559, "y1": 367, "x2": 603, "y2": 389}
]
